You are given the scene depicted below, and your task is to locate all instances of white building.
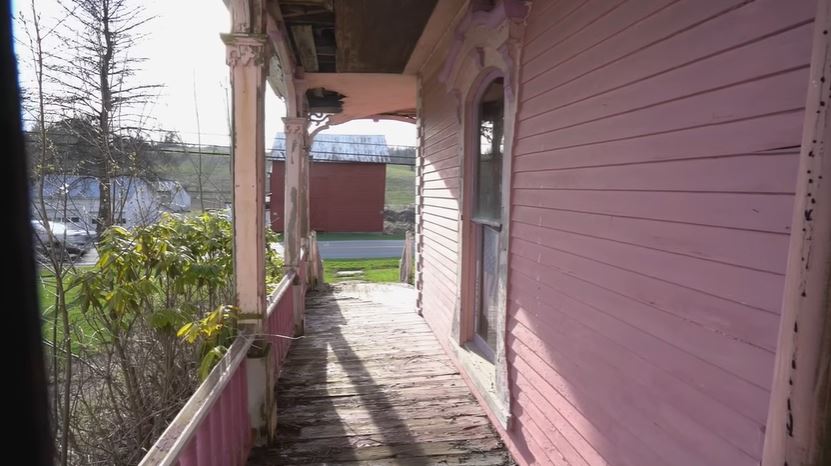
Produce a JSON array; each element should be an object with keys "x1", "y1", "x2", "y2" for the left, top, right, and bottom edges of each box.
[{"x1": 32, "y1": 175, "x2": 191, "y2": 231}]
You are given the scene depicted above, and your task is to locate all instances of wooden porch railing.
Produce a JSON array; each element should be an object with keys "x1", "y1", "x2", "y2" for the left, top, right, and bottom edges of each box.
[
  {"x1": 265, "y1": 269, "x2": 297, "y2": 373},
  {"x1": 139, "y1": 271, "x2": 298, "y2": 466},
  {"x1": 137, "y1": 335, "x2": 253, "y2": 466},
  {"x1": 138, "y1": 234, "x2": 323, "y2": 466}
]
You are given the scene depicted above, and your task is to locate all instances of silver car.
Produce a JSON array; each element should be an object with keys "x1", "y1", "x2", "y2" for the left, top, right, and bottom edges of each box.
[{"x1": 31, "y1": 219, "x2": 94, "y2": 254}]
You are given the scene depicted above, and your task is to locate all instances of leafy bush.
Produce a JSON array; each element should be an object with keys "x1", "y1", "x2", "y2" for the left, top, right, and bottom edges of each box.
[{"x1": 63, "y1": 212, "x2": 282, "y2": 464}]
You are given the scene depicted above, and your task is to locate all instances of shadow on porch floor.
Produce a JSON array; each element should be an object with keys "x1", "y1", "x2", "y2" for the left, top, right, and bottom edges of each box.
[{"x1": 247, "y1": 283, "x2": 512, "y2": 465}]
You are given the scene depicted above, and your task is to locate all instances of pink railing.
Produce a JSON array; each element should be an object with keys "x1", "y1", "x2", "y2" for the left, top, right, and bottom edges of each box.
[
  {"x1": 266, "y1": 270, "x2": 297, "y2": 371},
  {"x1": 140, "y1": 269, "x2": 300, "y2": 466},
  {"x1": 138, "y1": 336, "x2": 253, "y2": 466}
]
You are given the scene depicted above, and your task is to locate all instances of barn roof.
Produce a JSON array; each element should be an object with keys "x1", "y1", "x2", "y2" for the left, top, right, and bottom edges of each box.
[{"x1": 269, "y1": 133, "x2": 398, "y2": 164}]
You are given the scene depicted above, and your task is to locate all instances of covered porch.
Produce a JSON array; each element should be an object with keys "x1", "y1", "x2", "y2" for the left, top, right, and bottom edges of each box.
[
  {"x1": 247, "y1": 283, "x2": 510, "y2": 465},
  {"x1": 137, "y1": 0, "x2": 512, "y2": 465},
  {"x1": 136, "y1": 0, "x2": 831, "y2": 465}
]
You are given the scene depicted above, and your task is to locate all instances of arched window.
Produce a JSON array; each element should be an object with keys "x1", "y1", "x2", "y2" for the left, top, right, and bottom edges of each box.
[{"x1": 470, "y1": 77, "x2": 504, "y2": 357}]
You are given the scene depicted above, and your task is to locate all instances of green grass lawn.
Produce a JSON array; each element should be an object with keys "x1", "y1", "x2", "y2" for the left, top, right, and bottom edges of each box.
[
  {"x1": 323, "y1": 258, "x2": 401, "y2": 283},
  {"x1": 273, "y1": 232, "x2": 405, "y2": 242},
  {"x1": 38, "y1": 266, "x2": 100, "y2": 350},
  {"x1": 385, "y1": 164, "x2": 415, "y2": 209}
]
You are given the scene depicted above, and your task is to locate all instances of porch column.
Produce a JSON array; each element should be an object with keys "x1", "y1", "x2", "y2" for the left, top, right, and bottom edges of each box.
[
  {"x1": 222, "y1": 27, "x2": 273, "y2": 442},
  {"x1": 762, "y1": 1, "x2": 831, "y2": 464},
  {"x1": 300, "y1": 133, "x2": 311, "y2": 241},
  {"x1": 223, "y1": 33, "x2": 268, "y2": 326},
  {"x1": 283, "y1": 116, "x2": 308, "y2": 334}
]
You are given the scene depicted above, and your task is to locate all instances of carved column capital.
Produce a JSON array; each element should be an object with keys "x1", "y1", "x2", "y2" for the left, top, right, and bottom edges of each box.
[
  {"x1": 221, "y1": 33, "x2": 269, "y2": 68},
  {"x1": 282, "y1": 117, "x2": 308, "y2": 135}
]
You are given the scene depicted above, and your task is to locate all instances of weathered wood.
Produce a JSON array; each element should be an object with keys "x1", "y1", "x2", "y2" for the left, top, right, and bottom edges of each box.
[
  {"x1": 247, "y1": 283, "x2": 511, "y2": 465},
  {"x1": 281, "y1": 451, "x2": 511, "y2": 466},
  {"x1": 283, "y1": 117, "x2": 307, "y2": 336},
  {"x1": 290, "y1": 24, "x2": 318, "y2": 72},
  {"x1": 252, "y1": 437, "x2": 507, "y2": 464},
  {"x1": 399, "y1": 230, "x2": 414, "y2": 283},
  {"x1": 762, "y1": 1, "x2": 831, "y2": 464},
  {"x1": 223, "y1": 1, "x2": 272, "y2": 445}
]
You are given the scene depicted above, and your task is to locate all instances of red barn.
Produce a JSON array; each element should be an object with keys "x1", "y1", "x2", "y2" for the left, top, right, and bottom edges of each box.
[{"x1": 268, "y1": 133, "x2": 391, "y2": 232}]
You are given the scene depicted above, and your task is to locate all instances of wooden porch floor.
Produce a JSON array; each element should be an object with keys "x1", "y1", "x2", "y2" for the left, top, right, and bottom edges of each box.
[{"x1": 247, "y1": 283, "x2": 512, "y2": 466}]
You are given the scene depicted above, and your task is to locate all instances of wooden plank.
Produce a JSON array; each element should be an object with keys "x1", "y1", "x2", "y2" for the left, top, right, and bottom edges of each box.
[
  {"x1": 512, "y1": 188, "x2": 796, "y2": 233},
  {"x1": 421, "y1": 154, "x2": 460, "y2": 175},
  {"x1": 423, "y1": 122, "x2": 459, "y2": 149},
  {"x1": 513, "y1": 386, "x2": 611, "y2": 466},
  {"x1": 510, "y1": 338, "x2": 758, "y2": 466},
  {"x1": 763, "y1": 1, "x2": 831, "y2": 463},
  {"x1": 522, "y1": 0, "x2": 594, "y2": 56},
  {"x1": 420, "y1": 225, "x2": 457, "y2": 252},
  {"x1": 516, "y1": 68, "x2": 809, "y2": 155},
  {"x1": 512, "y1": 205, "x2": 789, "y2": 274},
  {"x1": 513, "y1": 110, "x2": 805, "y2": 171},
  {"x1": 509, "y1": 232, "x2": 782, "y2": 351},
  {"x1": 422, "y1": 196, "x2": 459, "y2": 211},
  {"x1": 514, "y1": 154, "x2": 798, "y2": 194},
  {"x1": 290, "y1": 24, "x2": 319, "y2": 72},
  {"x1": 423, "y1": 175, "x2": 461, "y2": 190},
  {"x1": 421, "y1": 228, "x2": 459, "y2": 254},
  {"x1": 421, "y1": 247, "x2": 459, "y2": 285},
  {"x1": 247, "y1": 284, "x2": 511, "y2": 465},
  {"x1": 522, "y1": 0, "x2": 679, "y2": 86},
  {"x1": 508, "y1": 261, "x2": 772, "y2": 424},
  {"x1": 421, "y1": 186, "x2": 460, "y2": 201},
  {"x1": 423, "y1": 148, "x2": 460, "y2": 169},
  {"x1": 249, "y1": 438, "x2": 505, "y2": 464},
  {"x1": 511, "y1": 396, "x2": 590, "y2": 466},
  {"x1": 422, "y1": 211, "x2": 459, "y2": 231},
  {"x1": 421, "y1": 204, "x2": 460, "y2": 222},
  {"x1": 522, "y1": 0, "x2": 811, "y2": 97},
  {"x1": 509, "y1": 311, "x2": 764, "y2": 459},
  {"x1": 520, "y1": 24, "x2": 812, "y2": 136},
  {"x1": 509, "y1": 249, "x2": 776, "y2": 388},
  {"x1": 511, "y1": 222, "x2": 785, "y2": 313},
  {"x1": 510, "y1": 364, "x2": 666, "y2": 466},
  {"x1": 278, "y1": 451, "x2": 510, "y2": 465},
  {"x1": 421, "y1": 272, "x2": 459, "y2": 309},
  {"x1": 422, "y1": 165, "x2": 460, "y2": 183}
]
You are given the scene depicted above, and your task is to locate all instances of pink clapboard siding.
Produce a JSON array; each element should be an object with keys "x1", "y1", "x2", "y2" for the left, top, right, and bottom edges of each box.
[
  {"x1": 415, "y1": 0, "x2": 815, "y2": 465},
  {"x1": 418, "y1": 68, "x2": 463, "y2": 341}
]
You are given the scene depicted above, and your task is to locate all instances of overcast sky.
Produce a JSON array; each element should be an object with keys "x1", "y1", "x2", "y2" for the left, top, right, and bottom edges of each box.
[{"x1": 12, "y1": 0, "x2": 417, "y2": 147}]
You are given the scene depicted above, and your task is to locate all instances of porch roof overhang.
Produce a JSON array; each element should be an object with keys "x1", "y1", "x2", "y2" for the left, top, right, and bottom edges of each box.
[
  {"x1": 303, "y1": 73, "x2": 416, "y2": 125},
  {"x1": 265, "y1": 0, "x2": 463, "y2": 124}
]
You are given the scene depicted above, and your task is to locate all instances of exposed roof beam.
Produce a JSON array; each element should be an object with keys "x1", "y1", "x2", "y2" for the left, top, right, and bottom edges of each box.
[
  {"x1": 404, "y1": 0, "x2": 466, "y2": 75},
  {"x1": 290, "y1": 24, "x2": 319, "y2": 72}
]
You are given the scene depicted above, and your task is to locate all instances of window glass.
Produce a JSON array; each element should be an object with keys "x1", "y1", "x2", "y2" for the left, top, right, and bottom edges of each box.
[{"x1": 474, "y1": 78, "x2": 504, "y2": 222}]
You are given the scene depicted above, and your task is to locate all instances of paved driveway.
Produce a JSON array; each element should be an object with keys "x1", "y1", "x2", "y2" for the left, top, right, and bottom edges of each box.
[{"x1": 271, "y1": 240, "x2": 405, "y2": 259}]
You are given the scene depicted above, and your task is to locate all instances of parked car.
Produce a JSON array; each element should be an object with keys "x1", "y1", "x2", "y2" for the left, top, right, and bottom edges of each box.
[{"x1": 31, "y1": 219, "x2": 95, "y2": 255}]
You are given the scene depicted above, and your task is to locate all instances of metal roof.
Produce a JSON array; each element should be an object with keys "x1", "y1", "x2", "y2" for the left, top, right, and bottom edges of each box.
[{"x1": 269, "y1": 133, "x2": 401, "y2": 164}]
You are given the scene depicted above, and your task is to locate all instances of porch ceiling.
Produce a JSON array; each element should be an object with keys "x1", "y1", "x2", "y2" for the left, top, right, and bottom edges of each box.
[
  {"x1": 270, "y1": 0, "x2": 439, "y2": 120},
  {"x1": 276, "y1": 0, "x2": 437, "y2": 73}
]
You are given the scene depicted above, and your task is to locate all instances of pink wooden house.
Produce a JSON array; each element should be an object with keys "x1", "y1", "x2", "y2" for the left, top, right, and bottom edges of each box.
[{"x1": 140, "y1": 1, "x2": 831, "y2": 465}]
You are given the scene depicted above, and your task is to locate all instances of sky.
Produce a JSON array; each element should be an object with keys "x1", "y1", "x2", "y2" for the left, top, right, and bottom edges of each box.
[{"x1": 12, "y1": 0, "x2": 417, "y2": 148}]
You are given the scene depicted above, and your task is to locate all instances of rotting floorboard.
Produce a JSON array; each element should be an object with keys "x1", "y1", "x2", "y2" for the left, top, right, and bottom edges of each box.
[{"x1": 247, "y1": 283, "x2": 513, "y2": 466}]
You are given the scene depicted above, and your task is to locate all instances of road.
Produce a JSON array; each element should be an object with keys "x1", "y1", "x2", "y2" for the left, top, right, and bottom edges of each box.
[
  {"x1": 76, "y1": 248, "x2": 99, "y2": 266},
  {"x1": 73, "y1": 239, "x2": 405, "y2": 267},
  {"x1": 272, "y1": 240, "x2": 405, "y2": 259}
]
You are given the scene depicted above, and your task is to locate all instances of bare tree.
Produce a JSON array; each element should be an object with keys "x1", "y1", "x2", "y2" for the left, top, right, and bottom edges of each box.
[
  {"x1": 54, "y1": 0, "x2": 160, "y2": 234},
  {"x1": 193, "y1": 72, "x2": 205, "y2": 212},
  {"x1": 17, "y1": 3, "x2": 81, "y2": 465}
]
